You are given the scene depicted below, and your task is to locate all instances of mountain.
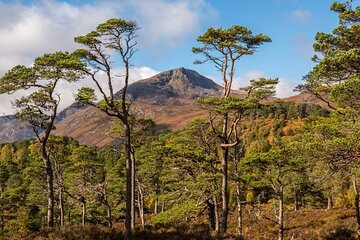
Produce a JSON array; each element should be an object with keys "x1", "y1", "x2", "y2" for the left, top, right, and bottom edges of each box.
[
  {"x1": 0, "y1": 115, "x2": 35, "y2": 144},
  {"x1": 122, "y1": 67, "x2": 222, "y2": 100},
  {"x1": 282, "y1": 92, "x2": 328, "y2": 107},
  {"x1": 53, "y1": 68, "x2": 221, "y2": 147},
  {"x1": 0, "y1": 102, "x2": 87, "y2": 144},
  {"x1": 0, "y1": 67, "x2": 322, "y2": 147}
]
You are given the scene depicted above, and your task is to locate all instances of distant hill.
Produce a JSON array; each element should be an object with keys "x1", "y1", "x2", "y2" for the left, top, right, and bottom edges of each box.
[
  {"x1": 53, "y1": 68, "x2": 221, "y2": 147},
  {"x1": 122, "y1": 67, "x2": 222, "y2": 100},
  {"x1": 0, "y1": 67, "x2": 325, "y2": 147},
  {"x1": 0, "y1": 115, "x2": 35, "y2": 144},
  {"x1": 0, "y1": 103, "x2": 86, "y2": 144}
]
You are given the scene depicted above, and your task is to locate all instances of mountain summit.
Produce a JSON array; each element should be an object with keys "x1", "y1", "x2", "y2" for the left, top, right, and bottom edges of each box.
[{"x1": 123, "y1": 67, "x2": 222, "y2": 100}]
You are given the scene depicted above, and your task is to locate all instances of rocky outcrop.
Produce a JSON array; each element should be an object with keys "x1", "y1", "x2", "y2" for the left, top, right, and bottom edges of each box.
[
  {"x1": 0, "y1": 115, "x2": 35, "y2": 144},
  {"x1": 120, "y1": 67, "x2": 222, "y2": 100}
]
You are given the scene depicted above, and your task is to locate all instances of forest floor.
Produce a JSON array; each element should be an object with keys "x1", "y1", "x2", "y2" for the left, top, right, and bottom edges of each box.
[{"x1": 8, "y1": 207, "x2": 356, "y2": 240}]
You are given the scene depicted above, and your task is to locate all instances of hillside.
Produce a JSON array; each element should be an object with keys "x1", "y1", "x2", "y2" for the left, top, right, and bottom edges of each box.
[
  {"x1": 0, "y1": 115, "x2": 35, "y2": 144},
  {"x1": 52, "y1": 67, "x2": 222, "y2": 147},
  {"x1": 0, "y1": 102, "x2": 87, "y2": 144},
  {"x1": 0, "y1": 67, "x2": 320, "y2": 147}
]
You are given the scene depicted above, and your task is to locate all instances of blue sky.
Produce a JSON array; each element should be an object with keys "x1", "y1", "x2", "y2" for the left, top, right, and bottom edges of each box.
[{"x1": 0, "y1": 0, "x2": 346, "y2": 114}]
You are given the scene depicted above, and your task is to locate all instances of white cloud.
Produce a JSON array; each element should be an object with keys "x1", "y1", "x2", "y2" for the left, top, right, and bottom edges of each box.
[
  {"x1": 232, "y1": 71, "x2": 266, "y2": 90},
  {"x1": 129, "y1": 0, "x2": 216, "y2": 48},
  {"x1": 290, "y1": 9, "x2": 312, "y2": 23},
  {"x1": 0, "y1": 0, "x2": 215, "y2": 73},
  {"x1": 0, "y1": 66, "x2": 159, "y2": 115},
  {"x1": 0, "y1": 0, "x2": 215, "y2": 114},
  {"x1": 0, "y1": 0, "x2": 121, "y2": 73},
  {"x1": 229, "y1": 70, "x2": 297, "y2": 98},
  {"x1": 275, "y1": 78, "x2": 298, "y2": 98}
]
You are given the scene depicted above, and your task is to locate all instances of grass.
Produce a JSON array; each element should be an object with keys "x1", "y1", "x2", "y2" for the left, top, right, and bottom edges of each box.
[{"x1": 4, "y1": 207, "x2": 358, "y2": 240}]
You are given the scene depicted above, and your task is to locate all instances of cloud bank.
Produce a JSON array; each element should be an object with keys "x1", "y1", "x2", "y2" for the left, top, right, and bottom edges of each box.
[{"x1": 0, "y1": 0, "x2": 215, "y2": 114}]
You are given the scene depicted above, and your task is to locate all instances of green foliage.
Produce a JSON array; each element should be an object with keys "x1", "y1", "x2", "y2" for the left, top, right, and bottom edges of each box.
[
  {"x1": 26, "y1": 205, "x2": 42, "y2": 232},
  {"x1": 76, "y1": 87, "x2": 97, "y2": 106},
  {"x1": 0, "y1": 51, "x2": 84, "y2": 136},
  {"x1": 297, "y1": 1, "x2": 359, "y2": 112},
  {"x1": 148, "y1": 200, "x2": 198, "y2": 225},
  {"x1": 240, "y1": 77, "x2": 279, "y2": 99},
  {"x1": 0, "y1": 65, "x2": 36, "y2": 94},
  {"x1": 196, "y1": 95, "x2": 259, "y2": 115},
  {"x1": 331, "y1": 77, "x2": 360, "y2": 112},
  {"x1": 192, "y1": 25, "x2": 271, "y2": 63}
]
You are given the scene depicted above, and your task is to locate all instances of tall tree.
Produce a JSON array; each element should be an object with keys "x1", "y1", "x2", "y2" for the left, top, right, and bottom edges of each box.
[
  {"x1": 297, "y1": 1, "x2": 359, "y2": 112},
  {"x1": 193, "y1": 27, "x2": 273, "y2": 234},
  {"x1": 0, "y1": 52, "x2": 84, "y2": 227},
  {"x1": 243, "y1": 142, "x2": 305, "y2": 240},
  {"x1": 74, "y1": 18, "x2": 138, "y2": 239},
  {"x1": 297, "y1": 1, "x2": 360, "y2": 237}
]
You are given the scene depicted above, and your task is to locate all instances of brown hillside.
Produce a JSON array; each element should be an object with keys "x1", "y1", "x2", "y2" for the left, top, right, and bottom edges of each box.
[{"x1": 2, "y1": 68, "x2": 326, "y2": 147}]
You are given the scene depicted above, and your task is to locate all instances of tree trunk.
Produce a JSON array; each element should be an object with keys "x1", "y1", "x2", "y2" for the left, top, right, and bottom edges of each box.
[
  {"x1": 54, "y1": 159, "x2": 65, "y2": 227},
  {"x1": 131, "y1": 151, "x2": 136, "y2": 230},
  {"x1": 234, "y1": 150, "x2": 243, "y2": 236},
  {"x1": 0, "y1": 210, "x2": 3, "y2": 234},
  {"x1": 206, "y1": 198, "x2": 216, "y2": 231},
  {"x1": 44, "y1": 157, "x2": 54, "y2": 228},
  {"x1": 0, "y1": 191, "x2": 3, "y2": 234},
  {"x1": 221, "y1": 147, "x2": 229, "y2": 234},
  {"x1": 68, "y1": 207, "x2": 71, "y2": 225},
  {"x1": 124, "y1": 122, "x2": 134, "y2": 240},
  {"x1": 137, "y1": 183, "x2": 145, "y2": 229},
  {"x1": 214, "y1": 195, "x2": 220, "y2": 235},
  {"x1": 82, "y1": 201, "x2": 86, "y2": 226},
  {"x1": 278, "y1": 186, "x2": 284, "y2": 240},
  {"x1": 294, "y1": 190, "x2": 299, "y2": 212},
  {"x1": 352, "y1": 176, "x2": 360, "y2": 239},
  {"x1": 107, "y1": 205, "x2": 112, "y2": 227},
  {"x1": 59, "y1": 187, "x2": 65, "y2": 227},
  {"x1": 154, "y1": 197, "x2": 158, "y2": 214},
  {"x1": 161, "y1": 201, "x2": 165, "y2": 213},
  {"x1": 327, "y1": 195, "x2": 332, "y2": 210},
  {"x1": 236, "y1": 183, "x2": 243, "y2": 236}
]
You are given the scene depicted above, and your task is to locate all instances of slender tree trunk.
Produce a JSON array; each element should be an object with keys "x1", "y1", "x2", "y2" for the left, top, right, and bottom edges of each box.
[
  {"x1": 161, "y1": 201, "x2": 165, "y2": 213},
  {"x1": 137, "y1": 183, "x2": 145, "y2": 228},
  {"x1": 0, "y1": 190, "x2": 3, "y2": 234},
  {"x1": 131, "y1": 151, "x2": 136, "y2": 230},
  {"x1": 234, "y1": 151, "x2": 243, "y2": 236},
  {"x1": 294, "y1": 190, "x2": 298, "y2": 212},
  {"x1": 154, "y1": 198, "x2": 158, "y2": 214},
  {"x1": 213, "y1": 195, "x2": 220, "y2": 235},
  {"x1": 59, "y1": 187, "x2": 65, "y2": 227},
  {"x1": 236, "y1": 183, "x2": 243, "y2": 236},
  {"x1": 81, "y1": 200, "x2": 86, "y2": 226},
  {"x1": 327, "y1": 195, "x2": 332, "y2": 210},
  {"x1": 44, "y1": 157, "x2": 54, "y2": 228},
  {"x1": 107, "y1": 205, "x2": 112, "y2": 227},
  {"x1": 206, "y1": 198, "x2": 216, "y2": 231},
  {"x1": 278, "y1": 186, "x2": 284, "y2": 240},
  {"x1": 124, "y1": 122, "x2": 134, "y2": 240},
  {"x1": 221, "y1": 147, "x2": 229, "y2": 234},
  {"x1": 102, "y1": 185, "x2": 112, "y2": 227},
  {"x1": 55, "y1": 160, "x2": 65, "y2": 227},
  {"x1": 0, "y1": 210, "x2": 3, "y2": 234},
  {"x1": 68, "y1": 207, "x2": 71, "y2": 225},
  {"x1": 352, "y1": 176, "x2": 360, "y2": 239}
]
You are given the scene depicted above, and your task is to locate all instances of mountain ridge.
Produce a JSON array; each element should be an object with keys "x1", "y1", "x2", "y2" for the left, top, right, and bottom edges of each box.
[
  {"x1": 0, "y1": 67, "x2": 314, "y2": 146},
  {"x1": 119, "y1": 67, "x2": 222, "y2": 100}
]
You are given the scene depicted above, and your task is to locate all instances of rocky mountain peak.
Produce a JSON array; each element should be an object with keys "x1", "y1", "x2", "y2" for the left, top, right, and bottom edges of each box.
[{"x1": 123, "y1": 67, "x2": 222, "y2": 100}]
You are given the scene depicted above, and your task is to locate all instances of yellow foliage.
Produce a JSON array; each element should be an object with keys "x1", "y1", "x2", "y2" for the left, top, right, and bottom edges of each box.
[
  {"x1": 334, "y1": 187, "x2": 354, "y2": 207},
  {"x1": 246, "y1": 191, "x2": 254, "y2": 202}
]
